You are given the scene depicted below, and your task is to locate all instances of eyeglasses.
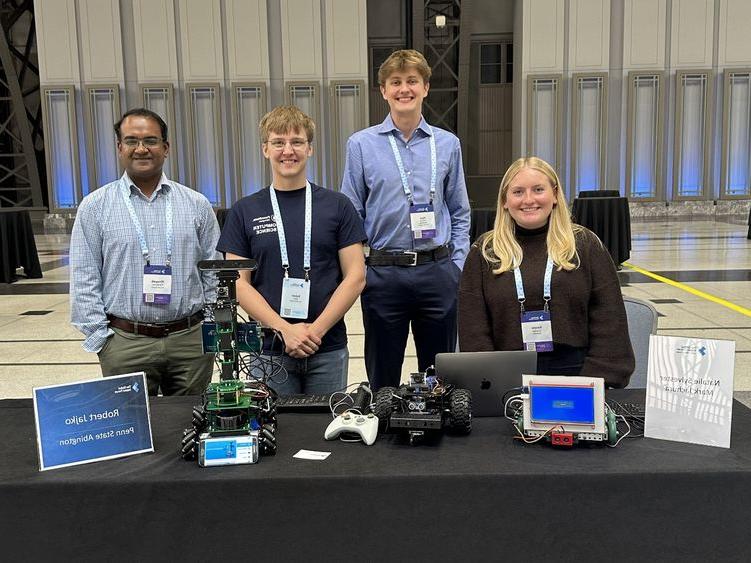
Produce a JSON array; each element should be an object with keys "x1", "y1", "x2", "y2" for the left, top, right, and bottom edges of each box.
[
  {"x1": 266, "y1": 138, "x2": 308, "y2": 151},
  {"x1": 121, "y1": 137, "x2": 163, "y2": 148}
]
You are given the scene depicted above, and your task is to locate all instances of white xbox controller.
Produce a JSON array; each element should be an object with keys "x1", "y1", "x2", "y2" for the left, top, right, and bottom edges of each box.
[{"x1": 324, "y1": 412, "x2": 378, "y2": 446}]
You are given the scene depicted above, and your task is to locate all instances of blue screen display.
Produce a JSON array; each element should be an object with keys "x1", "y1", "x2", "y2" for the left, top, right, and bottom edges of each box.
[{"x1": 529, "y1": 385, "x2": 595, "y2": 424}]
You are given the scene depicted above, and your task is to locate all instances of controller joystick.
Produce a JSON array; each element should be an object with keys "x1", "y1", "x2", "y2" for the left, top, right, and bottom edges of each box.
[{"x1": 324, "y1": 411, "x2": 378, "y2": 445}]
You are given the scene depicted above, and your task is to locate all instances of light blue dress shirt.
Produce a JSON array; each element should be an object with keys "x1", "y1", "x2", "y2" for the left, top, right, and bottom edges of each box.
[
  {"x1": 341, "y1": 114, "x2": 471, "y2": 269},
  {"x1": 70, "y1": 172, "x2": 220, "y2": 353}
]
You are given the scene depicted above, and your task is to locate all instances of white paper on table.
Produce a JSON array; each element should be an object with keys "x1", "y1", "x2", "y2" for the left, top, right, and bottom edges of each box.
[{"x1": 293, "y1": 449, "x2": 331, "y2": 460}]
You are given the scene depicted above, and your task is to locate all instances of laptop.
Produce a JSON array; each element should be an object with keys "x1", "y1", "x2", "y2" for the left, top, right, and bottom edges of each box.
[{"x1": 434, "y1": 351, "x2": 537, "y2": 417}]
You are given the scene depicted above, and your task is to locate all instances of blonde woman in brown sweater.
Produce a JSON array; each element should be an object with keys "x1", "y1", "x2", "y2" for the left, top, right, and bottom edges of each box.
[{"x1": 458, "y1": 157, "x2": 634, "y2": 388}]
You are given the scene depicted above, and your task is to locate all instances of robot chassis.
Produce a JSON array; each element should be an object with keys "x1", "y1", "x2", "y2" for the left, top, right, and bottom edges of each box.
[
  {"x1": 180, "y1": 260, "x2": 278, "y2": 463},
  {"x1": 372, "y1": 368, "x2": 472, "y2": 445}
]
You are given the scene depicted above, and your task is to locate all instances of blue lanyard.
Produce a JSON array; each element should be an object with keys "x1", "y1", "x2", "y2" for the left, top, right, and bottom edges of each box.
[
  {"x1": 269, "y1": 182, "x2": 312, "y2": 280},
  {"x1": 513, "y1": 256, "x2": 554, "y2": 313},
  {"x1": 121, "y1": 179, "x2": 172, "y2": 265},
  {"x1": 387, "y1": 125, "x2": 437, "y2": 204}
]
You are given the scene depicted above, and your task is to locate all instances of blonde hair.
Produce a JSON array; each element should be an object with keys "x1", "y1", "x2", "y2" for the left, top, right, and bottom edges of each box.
[
  {"x1": 259, "y1": 105, "x2": 315, "y2": 143},
  {"x1": 480, "y1": 157, "x2": 582, "y2": 274},
  {"x1": 378, "y1": 49, "x2": 432, "y2": 85}
]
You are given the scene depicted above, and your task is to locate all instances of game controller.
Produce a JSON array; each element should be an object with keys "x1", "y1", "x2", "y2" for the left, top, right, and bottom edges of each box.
[{"x1": 324, "y1": 411, "x2": 378, "y2": 445}]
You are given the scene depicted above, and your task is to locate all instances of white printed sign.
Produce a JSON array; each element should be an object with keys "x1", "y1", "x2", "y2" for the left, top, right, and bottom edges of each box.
[{"x1": 644, "y1": 335, "x2": 735, "y2": 448}]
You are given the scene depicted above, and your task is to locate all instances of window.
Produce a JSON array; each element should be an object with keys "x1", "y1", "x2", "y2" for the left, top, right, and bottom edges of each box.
[
  {"x1": 526, "y1": 75, "x2": 562, "y2": 171},
  {"x1": 185, "y1": 83, "x2": 224, "y2": 207},
  {"x1": 232, "y1": 83, "x2": 268, "y2": 199},
  {"x1": 141, "y1": 84, "x2": 177, "y2": 180},
  {"x1": 480, "y1": 42, "x2": 513, "y2": 85},
  {"x1": 40, "y1": 86, "x2": 81, "y2": 211},
  {"x1": 329, "y1": 81, "x2": 366, "y2": 190},
  {"x1": 721, "y1": 70, "x2": 751, "y2": 198},
  {"x1": 571, "y1": 74, "x2": 607, "y2": 195},
  {"x1": 286, "y1": 82, "x2": 322, "y2": 184},
  {"x1": 85, "y1": 85, "x2": 121, "y2": 189},
  {"x1": 674, "y1": 71, "x2": 711, "y2": 200},
  {"x1": 626, "y1": 73, "x2": 663, "y2": 200}
]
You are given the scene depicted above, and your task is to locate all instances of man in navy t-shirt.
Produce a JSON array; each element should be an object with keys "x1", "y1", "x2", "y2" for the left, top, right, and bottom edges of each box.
[{"x1": 217, "y1": 106, "x2": 366, "y2": 395}]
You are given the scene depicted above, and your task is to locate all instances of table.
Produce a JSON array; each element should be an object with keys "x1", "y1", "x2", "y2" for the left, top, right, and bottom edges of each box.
[
  {"x1": 578, "y1": 189, "x2": 621, "y2": 198},
  {"x1": 2, "y1": 391, "x2": 751, "y2": 561},
  {"x1": 0, "y1": 209, "x2": 42, "y2": 283},
  {"x1": 571, "y1": 196, "x2": 632, "y2": 265}
]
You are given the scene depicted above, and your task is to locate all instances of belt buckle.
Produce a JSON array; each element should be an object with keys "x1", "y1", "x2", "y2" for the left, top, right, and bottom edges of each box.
[{"x1": 403, "y1": 251, "x2": 418, "y2": 266}]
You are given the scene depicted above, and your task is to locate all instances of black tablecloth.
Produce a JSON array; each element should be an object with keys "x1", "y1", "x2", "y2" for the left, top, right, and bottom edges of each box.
[
  {"x1": 578, "y1": 189, "x2": 621, "y2": 198},
  {"x1": 571, "y1": 196, "x2": 632, "y2": 265},
  {"x1": 0, "y1": 210, "x2": 42, "y2": 283},
  {"x1": 2, "y1": 391, "x2": 751, "y2": 561}
]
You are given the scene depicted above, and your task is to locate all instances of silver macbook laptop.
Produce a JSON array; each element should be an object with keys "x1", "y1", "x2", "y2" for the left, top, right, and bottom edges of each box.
[{"x1": 435, "y1": 351, "x2": 537, "y2": 417}]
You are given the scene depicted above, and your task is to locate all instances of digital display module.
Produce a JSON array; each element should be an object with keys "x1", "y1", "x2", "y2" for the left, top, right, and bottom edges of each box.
[{"x1": 529, "y1": 385, "x2": 596, "y2": 424}]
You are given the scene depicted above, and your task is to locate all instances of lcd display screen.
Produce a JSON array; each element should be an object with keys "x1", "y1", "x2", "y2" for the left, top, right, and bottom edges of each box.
[{"x1": 529, "y1": 385, "x2": 595, "y2": 424}]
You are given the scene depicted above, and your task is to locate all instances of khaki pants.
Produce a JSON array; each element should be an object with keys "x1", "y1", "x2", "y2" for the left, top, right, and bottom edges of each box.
[{"x1": 98, "y1": 323, "x2": 213, "y2": 396}]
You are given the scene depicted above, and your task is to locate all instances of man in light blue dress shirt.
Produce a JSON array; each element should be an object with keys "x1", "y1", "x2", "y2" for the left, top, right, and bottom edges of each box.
[
  {"x1": 341, "y1": 50, "x2": 471, "y2": 389},
  {"x1": 70, "y1": 108, "x2": 220, "y2": 395}
]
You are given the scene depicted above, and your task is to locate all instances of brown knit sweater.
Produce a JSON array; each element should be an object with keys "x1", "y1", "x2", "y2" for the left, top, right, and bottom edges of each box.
[{"x1": 458, "y1": 224, "x2": 634, "y2": 388}]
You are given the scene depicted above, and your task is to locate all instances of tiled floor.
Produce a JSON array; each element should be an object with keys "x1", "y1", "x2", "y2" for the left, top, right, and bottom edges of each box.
[{"x1": 1, "y1": 217, "x2": 749, "y2": 401}]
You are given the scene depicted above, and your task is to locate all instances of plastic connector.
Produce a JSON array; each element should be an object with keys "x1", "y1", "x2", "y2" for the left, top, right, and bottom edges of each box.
[{"x1": 551, "y1": 431, "x2": 574, "y2": 447}]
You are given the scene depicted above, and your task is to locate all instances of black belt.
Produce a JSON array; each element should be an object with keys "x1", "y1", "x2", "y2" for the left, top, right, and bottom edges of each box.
[
  {"x1": 107, "y1": 311, "x2": 204, "y2": 338},
  {"x1": 366, "y1": 245, "x2": 450, "y2": 267}
]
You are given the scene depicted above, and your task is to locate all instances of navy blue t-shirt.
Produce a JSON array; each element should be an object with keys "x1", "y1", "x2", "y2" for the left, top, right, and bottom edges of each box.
[{"x1": 217, "y1": 183, "x2": 366, "y2": 353}]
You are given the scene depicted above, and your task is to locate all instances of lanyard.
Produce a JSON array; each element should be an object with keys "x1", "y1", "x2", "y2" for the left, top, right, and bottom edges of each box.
[
  {"x1": 513, "y1": 256, "x2": 554, "y2": 313},
  {"x1": 121, "y1": 180, "x2": 172, "y2": 265},
  {"x1": 387, "y1": 125, "x2": 437, "y2": 204},
  {"x1": 269, "y1": 181, "x2": 312, "y2": 280}
]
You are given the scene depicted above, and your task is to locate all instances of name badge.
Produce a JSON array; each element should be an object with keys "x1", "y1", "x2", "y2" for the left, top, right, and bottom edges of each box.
[
  {"x1": 521, "y1": 310, "x2": 553, "y2": 352},
  {"x1": 410, "y1": 203, "x2": 436, "y2": 240},
  {"x1": 280, "y1": 277, "x2": 310, "y2": 319},
  {"x1": 143, "y1": 264, "x2": 172, "y2": 304}
]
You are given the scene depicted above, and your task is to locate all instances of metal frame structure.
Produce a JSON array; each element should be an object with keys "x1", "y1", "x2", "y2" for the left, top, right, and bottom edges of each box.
[
  {"x1": 0, "y1": 0, "x2": 43, "y2": 208},
  {"x1": 411, "y1": 0, "x2": 472, "y2": 143}
]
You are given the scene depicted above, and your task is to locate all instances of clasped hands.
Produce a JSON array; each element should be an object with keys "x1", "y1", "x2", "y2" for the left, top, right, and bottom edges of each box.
[{"x1": 282, "y1": 322, "x2": 322, "y2": 359}]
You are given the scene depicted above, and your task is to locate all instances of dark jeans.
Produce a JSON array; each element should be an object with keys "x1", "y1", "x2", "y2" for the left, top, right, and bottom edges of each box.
[{"x1": 361, "y1": 256, "x2": 460, "y2": 390}]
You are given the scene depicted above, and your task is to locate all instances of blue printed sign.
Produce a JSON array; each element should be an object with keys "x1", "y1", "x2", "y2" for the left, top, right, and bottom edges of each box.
[{"x1": 33, "y1": 372, "x2": 154, "y2": 471}]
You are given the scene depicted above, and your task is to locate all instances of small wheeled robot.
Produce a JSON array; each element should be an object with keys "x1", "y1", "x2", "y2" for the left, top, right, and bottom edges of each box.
[
  {"x1": 180, "y1": 260, "x2": 278, "y2": 466},
  {"x1": 372, "y1": 369, "x2": 472, "y2": 445}
]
